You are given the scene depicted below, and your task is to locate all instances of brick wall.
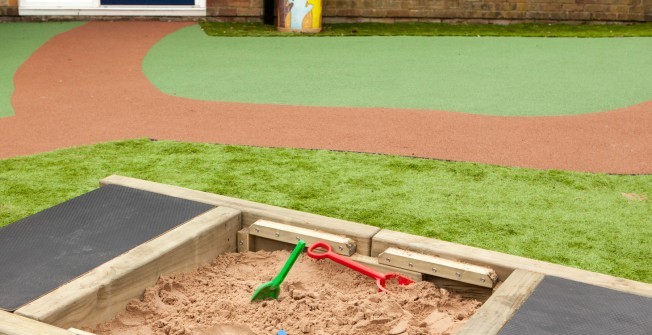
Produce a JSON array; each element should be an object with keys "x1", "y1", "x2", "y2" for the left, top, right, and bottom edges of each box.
[
  {"x1": 0, "y1": 0, "x2": 19, "y2": 16},
  {"x1": 207, "y1": 0, "x2": 264, "y2": 19},
  {"x1": 206, "y1": 0, "x2": 652, "y2": 22},
  {"x1": 1, "y1": 0, "x2": 650, "y2": 22}
]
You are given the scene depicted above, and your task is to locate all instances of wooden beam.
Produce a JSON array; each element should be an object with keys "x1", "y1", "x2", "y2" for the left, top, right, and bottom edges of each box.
[
  {"x1": 372, "y1": 229, "x2": 652, "y2": 298},
  {"x1": 237, "y1": 227, "x2": 254, "y2": 253},
  {"x1": 0, "y1": 310, "x2": 74, "y2": 335},
  {"x1": 100, "y1": 175, "x2": 379, "y2": 256},
  {"x1": 15, "y1": 207, "x2": 242, "y2": 329},
  {"x1": 251, "y1": 237, "x2": 296, "y2": 252},
  {"x1": 349, "y1": 254, "x2": 423, "y2": 282},
  {"x1": 67, "y1": 328, "x2": 96, "y2": 335},
  {"x1": 378, "y1": 248, "x2": 497, "y2": 288},
  {"x1": 425, "y1": 275, "x2": 493, "y2": 302},
  {"x1": 457, "y1": 269, "x2": 544, "y2": 335},
  {"x1": 249, "y1": 220, "x2": 356, "y2": 256}
]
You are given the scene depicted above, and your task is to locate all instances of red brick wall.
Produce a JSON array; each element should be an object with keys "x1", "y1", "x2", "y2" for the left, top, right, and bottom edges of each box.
[
  {"x1": 0, "y1": 0, "x2": 19, "y2": 16},
  {"x1": 206, "y1": 0, "x2": 652, "y2": 22},
  {"x1": 0, "y1": 0, "x2": 649, "y2": 22},
  {"x1": 207, "y1": 0, "x2": 264, "y2": 18}
]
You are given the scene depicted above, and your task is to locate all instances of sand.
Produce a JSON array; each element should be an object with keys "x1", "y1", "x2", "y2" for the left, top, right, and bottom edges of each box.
[{"x1": 88, "y1": 250, "x2": 482, "y2": 335}]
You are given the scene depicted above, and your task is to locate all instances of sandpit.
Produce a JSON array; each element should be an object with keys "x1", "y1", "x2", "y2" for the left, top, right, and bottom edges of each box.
[{"x1": 88, "y1": 250, "x2": 482, "y2": 335}]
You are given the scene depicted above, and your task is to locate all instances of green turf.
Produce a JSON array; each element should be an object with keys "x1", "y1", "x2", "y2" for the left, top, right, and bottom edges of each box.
[
  {"x1": 144, "y1": 25, "x2": 652, "y2": 116},
  {"x1": 201, "y1": 21, "x2": 652, "y2": 38},
  {"x1": 0, "y1": 22, "x2": 84, "y2": 118},
  {"x1": 1, "y1": 139, "x2": 650, "y2": 283}
]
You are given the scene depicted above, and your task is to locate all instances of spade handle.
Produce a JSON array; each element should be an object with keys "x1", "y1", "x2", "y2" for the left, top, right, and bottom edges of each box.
[{"x1": 271, "y1": 240, "x2": 306, "y2": 286}]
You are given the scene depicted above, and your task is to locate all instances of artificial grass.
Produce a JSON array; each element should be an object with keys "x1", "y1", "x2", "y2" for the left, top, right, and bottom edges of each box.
[
  {"x1": 1, "y1": 139, "x2": 650, "y2": 283},
  {"x1": 145, "y1": 25, "x2": 652, "y2": 116},
  {"x1": 0, "y1": 22, "x2": 84, "y2": 118},
  {"x1": 200, "y1": 21, "x2": 652, "y2": 37}
]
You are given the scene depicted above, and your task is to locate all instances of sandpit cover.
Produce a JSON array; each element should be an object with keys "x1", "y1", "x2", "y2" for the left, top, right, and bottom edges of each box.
[
  {"x1": 0, "y1": 185, "x2": 215, "y2": 311},
  {"x1": 499, "y1": 276, "x2": 652, "y2": 335}
]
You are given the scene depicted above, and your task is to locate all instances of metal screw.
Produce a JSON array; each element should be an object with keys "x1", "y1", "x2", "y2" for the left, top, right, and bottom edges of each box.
[
  {"x1": 480, "y1": 278, "x2": 486, "y2": 282},
  {"x1": 408, "y1": 262, "x2": 414, "y2": 268},
  {"x1": 275, "y1": 232, "x2": 280, "y2": 237},
  {"x1": 296, "y1": 236, "x2": 300, "y2": 241},
  {"x1": 432, "y1": 267, "x2": 437, "y2": 273},
  {"x1": 255, "y1": 228, "x2": 260, "y2": 233},
  {"x1": 239, "y1": 240, "x2": 243, "y2": 245},
  {"x1": 338, "y1": 246, "x2": 344, "y2": 251},
  {"x1": 386, "y1": 257, "x2": 391, "y2": 263},
  {"x1": 456, "y1": 272, "x2": 461, "y2": 277}
]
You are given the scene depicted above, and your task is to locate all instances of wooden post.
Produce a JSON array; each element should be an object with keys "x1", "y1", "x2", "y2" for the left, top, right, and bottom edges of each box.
[
  {"x1": 237, "y1": 227, "x2": 255, "y2": 253},
  {"x1": 457, "y1": 269, "x2": 544, "y2": 335}
]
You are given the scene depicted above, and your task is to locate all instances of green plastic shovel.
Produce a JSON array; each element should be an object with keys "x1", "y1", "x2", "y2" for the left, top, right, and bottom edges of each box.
[{"x1": 250, "y1": 240, "x2": 306, "y2": 302}]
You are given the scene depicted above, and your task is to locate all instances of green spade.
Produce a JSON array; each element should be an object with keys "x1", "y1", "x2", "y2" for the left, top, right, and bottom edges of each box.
[{"x1": 250, "y1": 240, "x2": 306, "y2": 302}]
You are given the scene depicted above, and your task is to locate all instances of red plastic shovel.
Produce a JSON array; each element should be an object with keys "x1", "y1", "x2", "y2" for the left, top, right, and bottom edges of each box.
[{"x1": 307, "y1": 241, "x2": 414, "y2": 292}]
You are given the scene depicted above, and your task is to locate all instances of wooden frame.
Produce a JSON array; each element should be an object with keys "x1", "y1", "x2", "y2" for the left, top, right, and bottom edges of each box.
[
  {"x1": 457, "y1": 269, "x2": 544, "y2": 335},
  {"x1": 378, "y1": 247, "x2": 497, "y2": 288},
  {"x1": 237, "y1": 222, "x2": 423, "y2": 282},
  {"x1": 100, "y1": 175, "x2": 380, "y2": 256},
  {"x1": 67, "y1": 328, "x2": 96, "y2": 335},
  {"x1": 2, "y1": 175, "x2": 652, "y2": 335},
  {"x1": 14, "y1": 207, "x2": 241, "y2": 329},
  {"x1": 372, "y1": 229, "x2": 652, "y2": 298},
  {"x1": 0, "y1": 310, "x2": 75, "y2": 335},
  {"x1": 249, "y1": 220, "x2": 356, "y2": 256}
]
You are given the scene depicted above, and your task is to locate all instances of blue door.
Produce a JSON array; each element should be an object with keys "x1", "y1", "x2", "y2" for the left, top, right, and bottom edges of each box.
[{"x1": 101, "y1": 0, "x2": 194, "y2": 5}]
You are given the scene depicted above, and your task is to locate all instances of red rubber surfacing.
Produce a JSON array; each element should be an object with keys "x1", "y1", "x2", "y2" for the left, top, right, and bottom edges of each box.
[{"x1": 1, "y1": 21, "x2": 650, "y2": 174}]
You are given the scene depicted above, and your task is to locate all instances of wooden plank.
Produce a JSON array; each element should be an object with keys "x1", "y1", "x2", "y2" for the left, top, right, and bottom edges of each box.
[
  {"x1": 372, "y1": 229, "x2": 652, "y2": 298},
  {"x1": 0, "y1": 310, "x2": 74, "y2": 335},
  {"x1": 457, "y1": 269, "x2": 544, "y2": 335},
  {"x1": 15, "y1": 207, "x2": 241, "y2": 329},
  {"x1": 252, "y1": 237, "x2": 296, "y2": 252},
  {"x1": 100, "y1": 175, "x2": 379, "y2": 256},
  {"x1": 378, "y1": 248, "x2": 497, "y2": 288},
  {"x1": 249, "y1": 220, "x2": 356, "y2": 256},
  {"x1": 67, "y1": 328, "x2": 96, "y2": 335},
  {"x1": 349, "y1": 254, "x2": 423, "y2": 282},
  {"x1": 237, "y1": 227, "x2": 254, "y2": 253},
  {"x1": 425, "y1": 275, "x2": 493, "y2": 302}
]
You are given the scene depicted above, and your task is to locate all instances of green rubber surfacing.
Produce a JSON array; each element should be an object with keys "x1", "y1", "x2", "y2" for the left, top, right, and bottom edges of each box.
[
  {"x1": 144, "y1": 25, "x2": 652, "y2": 116},
  {"x1": 0, "y1": 22, "x2": 84, "y2": 118}
]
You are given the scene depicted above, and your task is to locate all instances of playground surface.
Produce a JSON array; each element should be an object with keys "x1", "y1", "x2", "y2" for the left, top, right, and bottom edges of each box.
[
  {"x1": 0, "y1": 21, "x2": 651, "y2": 335},
  {"x1": 0, "y1": 21, "x2": 650, "y2": 174},
  {"x1": 0, "y1": 22, "x2": 83, "y2": 118},
  {"x1": 147, "y1": 25, "x2": 652, "y2": 116}
]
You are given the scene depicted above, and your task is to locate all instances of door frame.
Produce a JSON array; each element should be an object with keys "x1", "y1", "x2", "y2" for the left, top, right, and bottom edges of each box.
[{"x1": 19, "y1": 0, "x2": 206, "y2": 16}]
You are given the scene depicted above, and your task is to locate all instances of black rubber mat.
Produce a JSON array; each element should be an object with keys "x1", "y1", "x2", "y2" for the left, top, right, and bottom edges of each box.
[
  {"x1": 0, "y1": 185, "x2": 215, "y2": 311},
  {"x1": 499, "y1": 276, "x2": 652, "y2": 335}
]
